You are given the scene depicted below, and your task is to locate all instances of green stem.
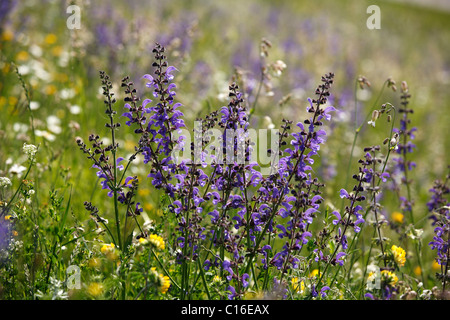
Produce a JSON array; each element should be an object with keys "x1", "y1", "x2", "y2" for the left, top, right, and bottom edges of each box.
[
  {"x1": 248, "y1": 70, "x2": 264, "y2": 122},
  {"x1": 152, "y1": 249, "x2": 180, "y2": 291},
  {"x1": 358, "y1": 230, "x2": 376, "y2": 299},
  {"x1": 1, "y1": 161, "x2": 33, "y2": 218},
  {"x1": 333, "y1": 105, "x2": 397, "y2": 287},
  {"x1": 341, "y1": 80, "x2": 388, "y2": 213},
  {"x1": 197, "y1": 256, "x2": 211, "y2": 299}
]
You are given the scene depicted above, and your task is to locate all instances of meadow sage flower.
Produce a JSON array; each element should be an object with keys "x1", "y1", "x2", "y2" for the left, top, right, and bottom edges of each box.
[{"x1": 427, "y1": 173, "x2": 449, "y2": 274}]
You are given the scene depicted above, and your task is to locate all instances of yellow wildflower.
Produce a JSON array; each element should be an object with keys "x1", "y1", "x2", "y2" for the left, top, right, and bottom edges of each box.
[
  {"x1": 44, "y1": 84, "x2": 57, "y2": 95},
  {"x1": 391, "y1": 211, "x2": 404, "y2": 224},
  {"x1": 160, "y1": 275, "x2": 170, "y2": 294},
  {"x1": 4, "y1": 215, "x2": 12, "y2": 221},
  {"x1": 101, "y1": 243, "x2": 119, "y2": 261},
  {"x1": 381, "y1": 270, "x2": 398, "y2": 286},
  {"x1": 291, "y1": 277, "x2": 305, "y2": 294},
  {"x1": 1, "y1": 29, "x2": 13, "y2": 41},
  {"x1": 45, "y1": 34, "x2": 57, "y2": 45},
  {"x1": 149, "y1": 234, "x2": 165, "y2": 250},
  {"x1": 414, "y1": 266, "x2": 422, "y2": 277},
  {"x1": 88, "y1": 257, "x2": 101, "y2": 268},
  {"x1": 138, "y1": 188, "x2": 151, "y2": 197},
  {"x1": 151, "y1": 267, "x2": 170, "y2": 294},
  {"x1": 309, "y1": 269, "x2": 320, "y2": 278},
  {"x1": 213, "y1": 275, "x2": 222, "y2": 284},
  {"x1": 432, "y1": 260, "x2": 441, "y2": 271},
  {"x1": 51, "y1": 46, "x2": 63, "y2": 57},
  {"x1": 101, "y1": 243, "x2": 114, "y2": 254},
  {"x1": 16, "y1": 51, "x2": 29, "y2": 61},
  {"x1": 144, "y1": 203, "x2": 154, "y2": 212},
  {"x1": 391, "y1": 245, "x2": 406, "y2": 267},
  {"x1": 87, "y1": 282, "x2": 104, "y2": 297},
  {"x1": 139, "y1": 237, "x2": 149, "y2": 246},
  {"x1": 368, "y1": 269, "x2": 398, "y2": 287}
]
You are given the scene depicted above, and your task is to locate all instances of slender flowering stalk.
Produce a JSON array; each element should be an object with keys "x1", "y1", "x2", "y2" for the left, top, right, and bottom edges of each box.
[
  {"x1": 313, "y1": 151, "x2": 370, "y2": 296},
  {"x1": 365, "y1": 146, "x2": 391, "y2": 267},
  {"x1": 393, "y1": 81, "x2": 416, "y2": 222},
  {"x1": 427, "y1": 167, "x2": 450, "y2": 296},
  {"x1": 341, "y1": 77, "x2": 396, "y2": 213},
  {"x1": 77, "y1": 71, "x2": 146, "y2": 253},
  {"x1": 340, "y1": 103, "x2": 398, "y2": 290}
]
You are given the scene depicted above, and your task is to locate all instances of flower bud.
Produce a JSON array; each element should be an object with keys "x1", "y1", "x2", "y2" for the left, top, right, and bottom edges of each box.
[
  {"x1": 367, "y1": 110, "x2": 379, "y2": 127},
  {"x1": 401, "y1": 81, "x2": 408, "y2": 92}
]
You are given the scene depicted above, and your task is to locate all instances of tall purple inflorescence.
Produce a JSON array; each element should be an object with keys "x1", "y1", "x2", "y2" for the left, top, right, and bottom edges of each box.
[
  {"x1": 117, "y1": 44, "x2": 340, "y2": 299},
  {"x1": 427, "y1": 167, "x2": 450, "y2": 295},
  {"x1": 268, "y1": 73, "x2": 335, "y2": 274}
]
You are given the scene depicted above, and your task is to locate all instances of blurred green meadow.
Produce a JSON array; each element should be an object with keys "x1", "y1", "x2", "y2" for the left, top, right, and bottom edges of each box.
[{"x1": 0, "y1": 0, "x2": 449, "y2": 300}]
